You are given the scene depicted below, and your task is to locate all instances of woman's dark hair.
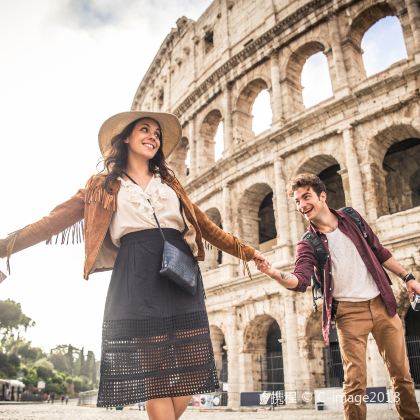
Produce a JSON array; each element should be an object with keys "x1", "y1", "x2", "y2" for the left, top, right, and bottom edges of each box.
[
  {"x1": 102, "y1": 118, "x2": 175, "y2": 192},
  {"x1": 287, "y1": 173, "x2": 326, "y2": 197}
]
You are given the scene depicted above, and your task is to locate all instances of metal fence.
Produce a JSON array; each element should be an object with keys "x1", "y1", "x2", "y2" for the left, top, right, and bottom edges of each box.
[{"x1": 406, "y1": 335, "x2": 420, "y2": 389}]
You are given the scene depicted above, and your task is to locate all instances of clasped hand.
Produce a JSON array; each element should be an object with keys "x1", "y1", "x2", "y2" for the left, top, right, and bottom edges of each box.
[{"x1": 252, "y1": 250, "x2": 273, "y2": 275}]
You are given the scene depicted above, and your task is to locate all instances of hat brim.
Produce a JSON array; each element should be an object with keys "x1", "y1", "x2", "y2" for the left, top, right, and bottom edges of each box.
[{"x1": 98, "y1": 111, "x2": 182, "y2": 158}]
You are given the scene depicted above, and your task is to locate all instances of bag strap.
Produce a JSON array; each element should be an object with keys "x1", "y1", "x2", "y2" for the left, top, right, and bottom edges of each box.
[
  {"x1": 339, "y1": 207, "x2": 367, "y2": 239},
  {"x1": 122, "y1": 171, "x2": 166, "y2": 242}
]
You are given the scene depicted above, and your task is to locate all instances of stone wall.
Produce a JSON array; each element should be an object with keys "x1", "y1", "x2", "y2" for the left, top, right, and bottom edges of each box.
[{"x1": 132, "y1": 0, "x2": 420, "y2": 408}]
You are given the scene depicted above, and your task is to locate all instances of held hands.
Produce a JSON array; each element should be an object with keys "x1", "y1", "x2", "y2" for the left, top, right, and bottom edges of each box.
[{"x1": 252, "y1": 250, "x2": 274, "y2": 276}]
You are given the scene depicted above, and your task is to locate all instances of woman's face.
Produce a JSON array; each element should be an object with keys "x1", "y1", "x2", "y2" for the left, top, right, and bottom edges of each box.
[{"x1": 124, "y1": 118, "x2": 162, "y2": 161}]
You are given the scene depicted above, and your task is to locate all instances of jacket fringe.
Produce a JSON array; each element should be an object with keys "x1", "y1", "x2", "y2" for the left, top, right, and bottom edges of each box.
[
  {"x1": 46, "y1": 220, "x2": 85, "y2": 245},
  {"x1": 204, "y1": 238, "x2": 252, "y2": 281},
  {"x1": 85, "y1": 185, "x2": 117, "y2": 212},
  {"x1": 6, "y1": 230, "x2": 20, "y2": 275},
  {"x1": 234, "y1": 236, "x2": 253, "y2": 281}
]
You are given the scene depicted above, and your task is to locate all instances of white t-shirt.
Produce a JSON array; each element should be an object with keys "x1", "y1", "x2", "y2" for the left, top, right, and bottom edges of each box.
[
  {"x1": 326, "y1": 227, "x2": 380, "y2": 302},
  {"x1": 109, "y1": 175, "x2": 198, "y2": 256}
]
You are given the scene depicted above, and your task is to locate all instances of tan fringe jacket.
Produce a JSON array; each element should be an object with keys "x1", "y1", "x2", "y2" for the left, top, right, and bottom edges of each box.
[{"x1": 0, "y1": 174, "x2": 255, "y2": 280}]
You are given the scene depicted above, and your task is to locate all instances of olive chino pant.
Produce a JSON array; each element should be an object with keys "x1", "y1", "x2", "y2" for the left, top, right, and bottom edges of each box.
[{"x1": 335, "y1": 295, "x2": 420, "y2": 420}]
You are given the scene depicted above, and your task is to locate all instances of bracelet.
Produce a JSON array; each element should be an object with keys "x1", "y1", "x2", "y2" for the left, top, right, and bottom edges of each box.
[{"x1": 402, "y1": 273, "x2": 415, "y2": 283}]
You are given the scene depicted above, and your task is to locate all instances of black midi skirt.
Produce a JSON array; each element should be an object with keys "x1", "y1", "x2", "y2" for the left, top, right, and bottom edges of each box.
[{"x1": 96, "y1": 228, "x2": 219, "y2": 407}]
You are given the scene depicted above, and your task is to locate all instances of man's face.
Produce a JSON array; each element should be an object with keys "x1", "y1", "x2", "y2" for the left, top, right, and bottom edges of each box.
[{"x1": 293, "y1": 186, "x2": 327, "y2": 222}]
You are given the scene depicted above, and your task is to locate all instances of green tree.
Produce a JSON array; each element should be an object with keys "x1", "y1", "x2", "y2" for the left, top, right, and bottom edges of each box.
[
  {"x1": 0, "y1": 300, "x2": 35, "y2": 345},
  {"x1": 84, "y1": 351, "x2": 97, "y2": 384},
  {"x1": 34, "y1": 359, "x2": 54, "y2": 380},
  {"x1": 21, "y1": 365, "x2": 38, "y2": 387}
]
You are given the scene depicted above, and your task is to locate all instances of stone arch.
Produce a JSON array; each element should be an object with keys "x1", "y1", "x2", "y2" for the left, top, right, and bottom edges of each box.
[
  {"x1": 301, "y1": 51, "x2": 334, "y2": 108},
  {"x1": 243, "y1": 315, "x2": 284, "y2": 391},
  {"x1": 233, "y1": 78, "x2": 271, "y2": 146},
  {"x1": 383, "y1": 138, "x2": 420, "y2": 214},
  {"x1": 361, "y1": 15, "x2": 407, "y2": 77},
  {"x1": 198, "y1": 109, "x2": 223, "y2": 172},
  {"x1": 210, "y1": 325, "x2": 228, "y2": 384},
  {"x1": 344, "y1": 2, "x2": 406, "y2": 84},
  {"x1": 368, "y1": 124, "x2": 420, "y2": 216},
  {"x1": 168, "y1": 136, "x2": 189, "y2": 184},
  {"x1": 296, "y1": 154, "x2": 346, "y2": 212},
  {"x1": 203, "y1": 207, "x2": 223, "y2": 270},
  {"x1": 304, "y1": 311, "x2": 327, "y2": 389},
  {"x1": 284, "y1": 41, "x2": 329, "y2": 114},
  {"x1": 238, "y1": 183, "x2": 277, "y2": 249}
]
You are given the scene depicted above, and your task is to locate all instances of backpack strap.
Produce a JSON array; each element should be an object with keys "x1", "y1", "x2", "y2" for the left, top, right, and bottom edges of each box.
[
  {"x1": 301, "y1": 231, "x2": 329, "y2": 312},
  {"x1": 339, "y1": 207, "x2": 392, "y2": 286},
  {"x1": 340, "y1": 207, "x2": 367, "y2": 239}
]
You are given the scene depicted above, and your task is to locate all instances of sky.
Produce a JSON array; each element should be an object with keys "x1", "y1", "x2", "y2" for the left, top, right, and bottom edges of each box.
[
  {"x1": 0, "y1": 0, "x2": 213, "y2": 358},
  {"x1": 0, "y1": 2, "x2": 407, "y2": 360}
]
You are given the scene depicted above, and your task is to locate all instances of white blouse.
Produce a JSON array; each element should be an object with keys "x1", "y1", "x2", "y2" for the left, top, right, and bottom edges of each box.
[{"x1": 109, "y1": 175, "x2": 198, "y2": 256}]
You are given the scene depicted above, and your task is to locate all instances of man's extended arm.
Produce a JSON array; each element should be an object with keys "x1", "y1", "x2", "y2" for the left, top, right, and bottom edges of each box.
[{"x1": 383, "y1": 256, "x2": 420, "y2": 298}]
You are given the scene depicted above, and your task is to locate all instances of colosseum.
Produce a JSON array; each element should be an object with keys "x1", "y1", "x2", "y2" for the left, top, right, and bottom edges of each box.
[{"x1": 131, "y1": 0, "x2": 420, "y2": 409}]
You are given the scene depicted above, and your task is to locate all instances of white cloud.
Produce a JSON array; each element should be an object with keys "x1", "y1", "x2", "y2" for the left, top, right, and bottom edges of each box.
[{"x1": 0, "y1": 0, "x2": 212, "y2": 357}]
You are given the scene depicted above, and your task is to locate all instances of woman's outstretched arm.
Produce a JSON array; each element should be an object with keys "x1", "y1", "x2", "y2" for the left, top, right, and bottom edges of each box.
[{"x1": 0, "y1": 187, "x2": 85, "y2": 269}]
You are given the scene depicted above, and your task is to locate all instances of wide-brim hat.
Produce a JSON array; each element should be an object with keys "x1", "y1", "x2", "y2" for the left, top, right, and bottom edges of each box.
[{"x1": 98, "y1": 110, "x2": 182, "y2": 158}]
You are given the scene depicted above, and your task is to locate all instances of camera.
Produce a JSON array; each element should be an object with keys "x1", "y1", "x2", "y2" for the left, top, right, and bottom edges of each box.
[{"x1": 411, "y1": 294, "x2": 420, "y2": 312}]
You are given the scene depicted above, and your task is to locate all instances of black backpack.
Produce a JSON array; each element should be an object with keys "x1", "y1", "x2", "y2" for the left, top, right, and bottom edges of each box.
[{"x1": 301, "y1": 207, "x2": 391, "y2": 312}]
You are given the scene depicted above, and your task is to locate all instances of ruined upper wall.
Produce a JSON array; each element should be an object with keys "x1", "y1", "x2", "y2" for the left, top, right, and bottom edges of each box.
[{"x1": 131, "y1": 0, "x2": 320, "y2": 117}]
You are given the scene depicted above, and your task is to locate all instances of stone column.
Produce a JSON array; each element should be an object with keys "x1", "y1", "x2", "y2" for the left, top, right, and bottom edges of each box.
[
  {"x1": 328, "y1": 14, "x2": 350, "y2": 96},
  {"x1": 226, "y1": 308, "x2": 240, "y2": 409},
  {"x1": 223, "y1": 86, "x2": 233, "y2": 156},
  {"x1": 273, "y1": 156, "x2": 291, "y2": 260},
  {"x1": 222, "y1": 183, "x2": 236, "y2": 266},
  {"x1": 187, "y1": 118, "x2": 197, "y2": 178},
  {"x1": 270, "y1": 51, "x2": 284, "y2": 123},
  {"x1": 342, "y1": 127, "x2": 366, "y2": 216},
  {"x1": 283, "y1": 294, "x2": 302, "y2": 396},
  {"x1": 407, "y1": 0, "x2": 420, "y2": 57},
  {"x1": 366, "y1": 334, "x2": 389, "y2": 387}
]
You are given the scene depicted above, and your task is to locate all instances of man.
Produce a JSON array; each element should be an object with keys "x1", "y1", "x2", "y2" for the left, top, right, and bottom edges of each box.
[{"x1": 256, "y1": 173, "x2": 420, "y2": 419}]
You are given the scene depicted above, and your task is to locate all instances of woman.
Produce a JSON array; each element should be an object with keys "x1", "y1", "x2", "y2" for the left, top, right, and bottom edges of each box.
[{"x1": 0, "y1": 110, "x2": 266, "y2": 420}]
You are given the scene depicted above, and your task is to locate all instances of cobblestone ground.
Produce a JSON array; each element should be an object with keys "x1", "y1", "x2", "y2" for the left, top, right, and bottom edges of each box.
[{"x1": 0, "y1": 402, "x2": 400, "y2": 420}]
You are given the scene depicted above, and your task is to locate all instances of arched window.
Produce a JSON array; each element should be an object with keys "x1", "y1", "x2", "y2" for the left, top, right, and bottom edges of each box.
[
  {"x1": 239, "y1": 184, "x2": 276, "y2": 248},
  {"x1": 361, "y1": 16, "x2": 407, "y2": 77},
  {"x1": 234, "y1": 79, "x2": 271, "y2": 145},
  {"x1": 252, "y1": 89, "x2": 272, "y2": 135},
  {"x1": 265, "y1": 321, "x2": 284, "y2": 392},
  {"x1": 210, "y1": 326, "x2": 228, "y2": 385},
  {"x1": 214, "y1": 121, "x2": 224, "y2": 161},
  {"x1": 383, "y1": 138, "x2": 420, "y2": 214},
  {"x1": 199, "y1": 110, "x2": 223, "y2": 171},
  {"x1": 301, "y1": 52, "x2": 333, "y2": 108},
  {"x1": 319, "y1": 164, "x2": 346, "y2": 210},
  {"x1": 323, "y1": 322, "x2": 344, "y2": 387},
  {"x1": 204, "y1": 208, "x2": 223, "y2": 270},
  {"x1": 258, "y1": 192, "x2": 277, "y2": 244}
]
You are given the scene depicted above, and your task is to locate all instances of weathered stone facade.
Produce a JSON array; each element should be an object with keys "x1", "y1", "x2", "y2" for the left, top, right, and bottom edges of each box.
[{"x1": 132, "y1": 0, "x2": 420, "y2": 408}]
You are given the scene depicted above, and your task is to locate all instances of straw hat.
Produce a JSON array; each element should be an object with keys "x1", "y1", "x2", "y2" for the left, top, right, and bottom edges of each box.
[{"x1": 98, "y1": 111, "x2": 182, "y2": 158}]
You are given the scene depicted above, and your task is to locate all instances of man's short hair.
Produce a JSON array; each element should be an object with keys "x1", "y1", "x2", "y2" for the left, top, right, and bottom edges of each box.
[{"x1": 288, "y1": 173, "x2": 326, "y2": 197}]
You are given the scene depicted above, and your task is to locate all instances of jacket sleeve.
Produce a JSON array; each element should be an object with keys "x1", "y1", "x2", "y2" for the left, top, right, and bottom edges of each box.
[
  {"x1": 0, "y1": 187, "x2": 86, "y2": 271},
  {"x1": 289, "y1": 240, "x2": 317, "y2": 292},
  {"x1": 192, "y1": 203, "x2": 255, "y2": 262}
]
